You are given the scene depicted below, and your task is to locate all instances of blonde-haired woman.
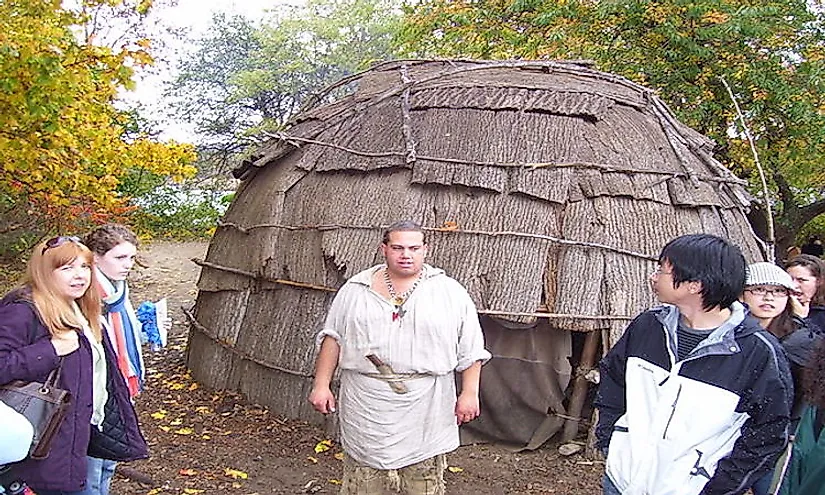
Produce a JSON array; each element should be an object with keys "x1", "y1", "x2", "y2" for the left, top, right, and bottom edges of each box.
[{"x1": 0, "y1": 236, "x2": 146, "y2": 495}]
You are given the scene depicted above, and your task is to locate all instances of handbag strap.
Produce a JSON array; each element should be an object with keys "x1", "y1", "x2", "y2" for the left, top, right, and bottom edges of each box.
[{"x1": 44, "y1": 358, "x2": 64, "y2": 387}]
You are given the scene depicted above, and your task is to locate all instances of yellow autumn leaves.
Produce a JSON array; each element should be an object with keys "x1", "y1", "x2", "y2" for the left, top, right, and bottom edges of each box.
[{"x1": 0, "y1": 0, "x2": 196, "y2": 231}]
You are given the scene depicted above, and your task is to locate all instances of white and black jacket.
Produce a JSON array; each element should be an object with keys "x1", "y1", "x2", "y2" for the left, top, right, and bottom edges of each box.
[{"x1": 595, "y1": 302, "x2": 793, "y2": 495}]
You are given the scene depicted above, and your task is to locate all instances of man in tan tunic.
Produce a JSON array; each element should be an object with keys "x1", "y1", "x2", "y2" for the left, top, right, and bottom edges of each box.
[{"x1": 309, "y1": 220, "x2": 491, "y2": 495}]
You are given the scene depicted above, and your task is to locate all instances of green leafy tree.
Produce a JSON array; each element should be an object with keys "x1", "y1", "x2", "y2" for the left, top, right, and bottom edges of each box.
[
  {"x1": 168, "y1": 0, "x2": 401, "y2": 169},
  {"x1": 398, "y1": 0, "x2": 825, "y2": 252}
]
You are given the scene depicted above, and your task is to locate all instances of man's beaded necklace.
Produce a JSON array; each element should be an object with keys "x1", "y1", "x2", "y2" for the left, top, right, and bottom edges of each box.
[{"x1": 384, "y1": 267, "x2": 422, "y2": 320}]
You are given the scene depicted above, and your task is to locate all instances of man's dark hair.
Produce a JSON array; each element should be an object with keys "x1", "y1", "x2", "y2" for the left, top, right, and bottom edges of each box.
[
  {"x1": 382, "y1": 220, "x2": 426, "y2": 244},
  {"x1": 659, "y1": 234, "x2": 746, "y2": 310}
]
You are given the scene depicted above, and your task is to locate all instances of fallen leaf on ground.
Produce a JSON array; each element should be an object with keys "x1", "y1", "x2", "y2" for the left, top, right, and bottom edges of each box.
[
  {"x1": 448, "y1": 466, "x2": 464, "y2": 473},
  {"x1": 225, "y1": 468, "x2": 249, "y2": 479},
  {"x1": 314, "y1": 439, "x2": 333, "y2": 453}
]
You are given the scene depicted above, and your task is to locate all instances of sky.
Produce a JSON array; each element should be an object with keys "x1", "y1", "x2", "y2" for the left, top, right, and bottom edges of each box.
[{"x1": 160, "y1": 0, "x2": 276, "y2": 35}]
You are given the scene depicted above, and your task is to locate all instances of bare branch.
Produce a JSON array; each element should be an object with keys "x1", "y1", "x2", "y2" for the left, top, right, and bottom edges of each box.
[{"x1": 720, "y1": 77, "x2": 775, "y2": 259}]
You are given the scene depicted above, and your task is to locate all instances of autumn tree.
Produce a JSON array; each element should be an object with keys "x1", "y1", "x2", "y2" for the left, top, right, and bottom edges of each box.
[
  {"x1": 398, "y1": 0, "x2": 825, "y2": 252},
  {"x1": 0, "y1": 0, "x2": 196, "y2": 254},
  {"x1": 167, "y1": 0, "x2": 401, "y2": 172}
]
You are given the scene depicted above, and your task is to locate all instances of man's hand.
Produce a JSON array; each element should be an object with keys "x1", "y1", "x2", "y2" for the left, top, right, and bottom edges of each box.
[
  {"x1": 309, "y1": 336, "x2": 340, "y2": 414},
  {"x1": 308, "y1": 386, "x2": 337, "y2": 414},
  {"x1": 455, "y1": 390, "x2": 480, "y2": 424}
]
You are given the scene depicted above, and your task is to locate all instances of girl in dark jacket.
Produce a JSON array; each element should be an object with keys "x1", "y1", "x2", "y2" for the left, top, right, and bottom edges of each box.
[
  {"x1": 0, "y1": 237, "x2": 147, "y2": 495},
  {"x1": 84, "y1": 224, "x2": 164, "y2": 495},
  {"x1": 742, "y1": 262, "x2": 822, "y2": 495}
]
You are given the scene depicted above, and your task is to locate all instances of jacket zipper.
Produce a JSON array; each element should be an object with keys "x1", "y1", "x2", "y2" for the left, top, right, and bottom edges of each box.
[{"x1": 662, "y1": 384, "x2": 683, "y2": 439}]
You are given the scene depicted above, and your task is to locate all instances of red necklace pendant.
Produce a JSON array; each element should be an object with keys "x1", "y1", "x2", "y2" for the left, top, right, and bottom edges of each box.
[{"x1": 392, "y1": 305, "x2": 406, "y2": 321}]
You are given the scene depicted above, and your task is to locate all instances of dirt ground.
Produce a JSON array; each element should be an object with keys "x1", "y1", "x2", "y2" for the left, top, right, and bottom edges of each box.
[{"x1": 113, "y1": 240, "x2": 604, "y2": 495}]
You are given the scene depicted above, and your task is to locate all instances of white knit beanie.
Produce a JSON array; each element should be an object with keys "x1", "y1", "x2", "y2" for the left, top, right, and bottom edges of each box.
[{"x1": 745, "y1": 262, "x2": 795, "y2": 289}]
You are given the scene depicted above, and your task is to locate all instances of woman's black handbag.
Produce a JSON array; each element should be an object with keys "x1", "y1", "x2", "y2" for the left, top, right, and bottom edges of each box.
[{"x1": 0, "y1": 360, "x2": 71, "y2": 459}]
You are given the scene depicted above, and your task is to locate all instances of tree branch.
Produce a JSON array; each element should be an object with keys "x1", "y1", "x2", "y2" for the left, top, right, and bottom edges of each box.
[
  {"x1": 773, "y1": 170, "x2": 797, "y2": 212},
  {"x1": 795, "y1": 197, "x2": 825, "y2": 228}
]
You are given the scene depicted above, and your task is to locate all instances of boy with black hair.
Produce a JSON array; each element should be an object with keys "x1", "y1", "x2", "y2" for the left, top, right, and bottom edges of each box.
[{"x1": 595, "y1": 234, "x2": 793, "y2": 495}]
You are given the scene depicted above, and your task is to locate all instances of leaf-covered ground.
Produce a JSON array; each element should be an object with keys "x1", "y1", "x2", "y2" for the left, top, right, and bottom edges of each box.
[{"x1": 114, "y1": 241, "x2": 603, "y2": 494}]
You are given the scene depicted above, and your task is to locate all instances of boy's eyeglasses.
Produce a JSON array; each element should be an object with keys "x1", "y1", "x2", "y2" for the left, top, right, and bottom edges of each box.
[
  {"x1": 744, "y1": 286, "x2": 790, "y2": 298},
  {"x1": 42, "y1": 236, "x2": 81, "y2": 255}
]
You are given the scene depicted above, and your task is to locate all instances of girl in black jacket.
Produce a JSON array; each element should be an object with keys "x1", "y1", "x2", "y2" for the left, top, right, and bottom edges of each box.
[{"x1": 743, "y1": 262, "x2": 823, "y2": 495}]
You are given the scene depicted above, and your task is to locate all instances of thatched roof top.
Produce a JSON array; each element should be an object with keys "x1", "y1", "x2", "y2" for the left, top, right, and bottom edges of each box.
[{"x1": 202, "y1": 59, "x2": 763, "y2": 344}]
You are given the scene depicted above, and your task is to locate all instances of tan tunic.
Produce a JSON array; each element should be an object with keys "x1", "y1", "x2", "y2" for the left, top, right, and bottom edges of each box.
[{"x1": 318, "y1": 264, "x2": 491, "y2": 469}]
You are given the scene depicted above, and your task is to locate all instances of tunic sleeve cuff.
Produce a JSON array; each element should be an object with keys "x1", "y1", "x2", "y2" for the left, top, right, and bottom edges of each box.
[
  {"x1": 315, "y1": 329, "x2": 341, "y2": 349},
  {"x1": 455, "y1": 349, "x2": 492, "y2": 372}
]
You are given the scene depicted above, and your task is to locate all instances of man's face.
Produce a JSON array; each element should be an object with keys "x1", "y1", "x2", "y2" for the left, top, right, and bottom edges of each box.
[
  {"x1": 381, "y1": 230, "x2": 427, "y2": 277},
  {"x1": 650, "y1": 260, "x2": 695, "y2": 305}
]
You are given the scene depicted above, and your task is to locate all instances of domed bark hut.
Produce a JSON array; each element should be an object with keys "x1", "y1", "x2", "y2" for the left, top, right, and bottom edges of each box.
[{"x1": 185, "y1": 59, "x2": 765, "y2": 449}]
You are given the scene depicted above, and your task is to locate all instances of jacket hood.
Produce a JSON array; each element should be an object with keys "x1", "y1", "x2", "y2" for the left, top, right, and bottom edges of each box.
[
  {"x1": 1, "y1": 286, "x2": 32, "y2": 305},
  {"x1": 654, "y1": 301, "x2": 761, "y2": 359}
]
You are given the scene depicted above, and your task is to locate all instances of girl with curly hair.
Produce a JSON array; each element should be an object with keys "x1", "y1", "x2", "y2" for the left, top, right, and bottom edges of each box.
[{"x1": 83, "y1": 223, "x2": 163, "y2": 495}]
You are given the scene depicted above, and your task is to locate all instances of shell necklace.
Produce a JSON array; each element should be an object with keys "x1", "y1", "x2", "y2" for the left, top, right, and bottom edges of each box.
[{"x1": 384, "y1": 267, "x2": 422, "y2": 320}]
